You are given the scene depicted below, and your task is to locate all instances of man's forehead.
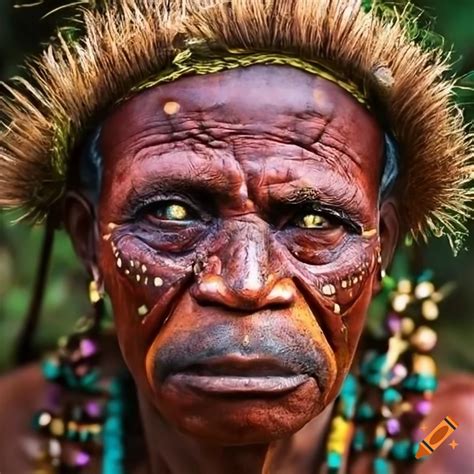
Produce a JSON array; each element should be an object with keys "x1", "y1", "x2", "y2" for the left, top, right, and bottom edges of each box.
[{"x1": 101, "y1": 64, "x2": 385, "y2": 165}]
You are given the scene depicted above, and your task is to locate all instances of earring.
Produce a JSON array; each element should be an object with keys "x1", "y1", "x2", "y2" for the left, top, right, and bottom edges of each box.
[{"x1": 32, "y1": 279, "x2": 128, "y2": 473}]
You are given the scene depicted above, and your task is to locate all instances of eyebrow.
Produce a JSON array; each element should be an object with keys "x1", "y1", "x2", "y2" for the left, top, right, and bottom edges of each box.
[{"x1": 123, "y1": 175, "x2": 235, "y2": 217}]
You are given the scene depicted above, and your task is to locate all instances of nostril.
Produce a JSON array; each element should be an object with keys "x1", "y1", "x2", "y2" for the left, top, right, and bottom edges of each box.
[
  {"x1": 191, "y1": 273, "x2": 296, "y2": 312},
  {"x1": 266, "y1": 280, "x2": 296, "y2": 306}
]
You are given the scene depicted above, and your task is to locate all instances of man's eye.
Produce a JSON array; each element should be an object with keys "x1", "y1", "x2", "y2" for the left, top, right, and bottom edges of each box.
[
  {"x1": 147, "y1": 201, "x2": 195, "y2": 222},
  {"x1": 294, "y1": 213, "x2": 334, "y2": 229}
]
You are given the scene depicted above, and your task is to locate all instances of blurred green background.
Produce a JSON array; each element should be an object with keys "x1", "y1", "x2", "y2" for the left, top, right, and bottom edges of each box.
[{"x1": 0, "y1": 0, "x2": 473, "y2": 372}]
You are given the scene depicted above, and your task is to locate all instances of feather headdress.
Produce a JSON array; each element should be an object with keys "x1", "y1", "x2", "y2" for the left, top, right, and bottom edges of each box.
[{"x1": 0, "y1": 0, "x2": 472, "y2": 250}]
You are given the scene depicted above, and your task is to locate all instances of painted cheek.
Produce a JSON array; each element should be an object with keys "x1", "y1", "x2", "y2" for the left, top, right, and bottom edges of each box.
[{"x1": 101, "y1": 224, "x2": 195, "y2": 327}]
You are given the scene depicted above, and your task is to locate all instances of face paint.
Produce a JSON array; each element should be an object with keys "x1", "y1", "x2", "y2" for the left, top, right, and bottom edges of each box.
[{"x1": 97, "y1": 65, "x2": 386, "y2": 444}]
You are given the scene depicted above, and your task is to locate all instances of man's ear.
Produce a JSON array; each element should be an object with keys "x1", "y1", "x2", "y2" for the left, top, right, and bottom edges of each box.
[
  {"x1": 373, "y1": 198, "x2": 400, "y2": 294},
  {"x1": 63, "y1": 190, "x2": 101, "y2": 281}
]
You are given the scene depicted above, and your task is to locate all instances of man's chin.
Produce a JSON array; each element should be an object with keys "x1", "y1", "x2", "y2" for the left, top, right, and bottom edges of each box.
[{"x1": 155, "y1": 376, "x2": 325, "y2": 444}]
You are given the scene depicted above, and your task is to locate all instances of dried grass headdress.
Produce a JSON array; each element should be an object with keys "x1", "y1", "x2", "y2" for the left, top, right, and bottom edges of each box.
[{"x1": 0, "y1": 0, "x2": 473, "y2": 251}]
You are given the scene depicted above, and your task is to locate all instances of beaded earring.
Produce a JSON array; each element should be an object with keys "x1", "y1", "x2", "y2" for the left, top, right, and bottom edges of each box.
[
  {"x1": 32, "y1": 280, "x2": 128, "y2": 474},
  {"x1": 326, "y1": 270, "x2": 442, "y2": 474}
]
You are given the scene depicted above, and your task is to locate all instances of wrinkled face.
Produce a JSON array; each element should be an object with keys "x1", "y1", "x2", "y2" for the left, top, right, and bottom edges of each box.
[{"x1": 94, "y1": 65, "x2": 387, "y2": 444}]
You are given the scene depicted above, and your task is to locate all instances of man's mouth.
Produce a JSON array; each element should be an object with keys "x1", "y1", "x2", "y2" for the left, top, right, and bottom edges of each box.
[{"x1": 165, "y1": 355, "x2": 313, "y2": 396}]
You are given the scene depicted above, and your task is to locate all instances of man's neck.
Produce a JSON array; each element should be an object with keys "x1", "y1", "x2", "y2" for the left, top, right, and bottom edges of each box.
[{"x1": 138, "y1": 394, "x2": 335, "y2": 474}]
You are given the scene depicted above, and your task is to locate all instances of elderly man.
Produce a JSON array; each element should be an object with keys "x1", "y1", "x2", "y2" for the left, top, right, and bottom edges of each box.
[{"x1": 0, "y1": 1, "x2": 473, "y2": 473}]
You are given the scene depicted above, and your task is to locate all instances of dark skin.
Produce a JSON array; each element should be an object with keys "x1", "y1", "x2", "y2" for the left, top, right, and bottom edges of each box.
[
  {"x1": 69, "y1": 65, "x2": 398, "y2": 472},
  {"x1": 0, "y1": 65, "x2": 472, "y2": 474}
]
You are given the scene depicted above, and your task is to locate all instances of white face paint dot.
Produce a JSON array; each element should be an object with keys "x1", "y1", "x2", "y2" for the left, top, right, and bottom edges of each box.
[
  {"x1": 154, "y1": 277, "x2": 163, "y2": 287},
  {"x1": 163, "y1": 101, "x2": 181, "y2": 115},
  {"x1": 322, "y1": 284, "x2": 336, "y2": 296}
]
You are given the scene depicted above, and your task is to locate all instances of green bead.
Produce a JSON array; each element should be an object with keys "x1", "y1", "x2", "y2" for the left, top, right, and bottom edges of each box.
[
  {"x1": 382, "y1": 275, "x2": 397, "y2": 291},
  {"x1": 391, "y1": 440, "x2": 411, "y2": 460},
  {"x1": 383, "y1": 388, "x2": 402, "y2": 405}
]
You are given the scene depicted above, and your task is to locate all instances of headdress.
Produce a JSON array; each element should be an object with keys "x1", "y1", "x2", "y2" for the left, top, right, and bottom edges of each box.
[{"x1": 0, "y1": 0, "x2": 473, "y2": 251}]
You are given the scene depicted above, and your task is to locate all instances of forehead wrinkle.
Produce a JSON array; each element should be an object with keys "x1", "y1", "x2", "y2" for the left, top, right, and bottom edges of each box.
[{"x1": 117, "y1": 141, "x2": 249, "y2": 204}]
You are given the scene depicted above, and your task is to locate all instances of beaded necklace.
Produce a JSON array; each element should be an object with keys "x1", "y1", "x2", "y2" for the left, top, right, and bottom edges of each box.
[
  {"x1": 33, "y1": 273, "x2": 440, "y2": 473},
  {"x1": 326, "y1": 272, "x2": 440, "y2": 473}
]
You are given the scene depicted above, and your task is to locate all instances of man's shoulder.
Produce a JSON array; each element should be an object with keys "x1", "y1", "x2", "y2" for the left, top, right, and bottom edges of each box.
[
  {"x1": 0, "y1": 362, "x2": 47, "y2": 413},
  {"x1": 0, "y1": 363, "x2": 47, "y2": 472}
]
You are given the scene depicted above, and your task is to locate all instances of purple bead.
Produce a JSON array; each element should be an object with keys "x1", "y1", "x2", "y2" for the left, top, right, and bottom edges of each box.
[
  {"x1": 386, "y1": 418, "x2": 400, "y2": 436},
  {"x1": 85, "y1": 401, "x2": 102, "y2": 418},
  {"x1": 386, "y1": 313, "x2": 401, "y2": 334},
  {"x1": 74, "y1": 451, "x2": 91, "y2": 467},
  {"x1": 415, "y1": 400, "x2": 432, "y2": 416},
  {"x1": 80, "y1": 339, "x2": 98, "y2": 358}
]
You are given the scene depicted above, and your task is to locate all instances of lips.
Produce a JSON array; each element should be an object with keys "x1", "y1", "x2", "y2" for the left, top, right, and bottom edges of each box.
[{"x1": 165, "y1": 355, "x2": 313, "y2": 396}]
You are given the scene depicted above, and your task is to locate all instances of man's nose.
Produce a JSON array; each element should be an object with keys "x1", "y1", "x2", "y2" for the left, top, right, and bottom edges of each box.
[{"x1": 191, "y1": 223, "x2": 296, "y2": 311}]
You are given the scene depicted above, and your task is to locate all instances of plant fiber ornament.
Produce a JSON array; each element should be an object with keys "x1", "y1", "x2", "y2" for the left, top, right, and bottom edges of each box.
[{"x1": 0, "y1": 0, "x2": 472, "y2": 251}]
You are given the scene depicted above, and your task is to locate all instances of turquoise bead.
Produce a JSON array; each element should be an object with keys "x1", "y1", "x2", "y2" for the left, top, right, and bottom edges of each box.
[
  {"x1": 374, "y1": 434, "x2": 385, "y2": 450},
  {"x1": 417, "y1": 270, "x2": 434, "y2": 283},
  {"x1": 352, "y1": 428, "x2": 366, "y2": 452},
  {"x1": 391, "y1": 440, "x2": 411, "y2": 460},
  {"x1": 403, "y1": 374, "x2": 437, "y2": 392},
  {"x1": 356, "y1": 402, "x2": 375, "y2": 420},
  {"x1": 373, "y1": 457, "x2": 392, "y2": 474},
  {"x1": 340, "y1": 374, "x2": 358, "y2": 418},
  {"x1": 383, "y1": 388, "x2": 402, "y2": 405},
  {"x1": 42, "y1": 359, "x2": 61, "y2": 380},
  {"x1": 327, "y1": 451, "x2": 342, "y2": 469},
  {"x1": 361, "y1": 354, "x2": 389, "y2": 386},
  {"x1": 80, "y1": 369, "x2": 100, "y2": 389},
  {"x1": 341, "y1": 373, "x2": 357, "y2": 395}
]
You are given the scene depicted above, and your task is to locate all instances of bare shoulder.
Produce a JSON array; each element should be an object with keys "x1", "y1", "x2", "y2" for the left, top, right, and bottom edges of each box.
[
  {"x1": 0, "y1": 363, "x2": 48, "y2": 473},
  {"x1": 416, "y1": 373, "x2": 474, "y2": 474}
]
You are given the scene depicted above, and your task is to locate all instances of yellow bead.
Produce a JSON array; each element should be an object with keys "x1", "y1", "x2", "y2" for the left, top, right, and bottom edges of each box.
[
  {"x1": 50, "y1": 418, "x2": 65, "y2": 436},
  {"x1": 397, "y1": 279, "x2": 412, "y2": 294},
  {"x1": 410, "y1": 326, "x2": 437, "y2": 352},
  {"x1": 401, "y1": 317, "x2": 415, "y2": 335},
  {"x1": 413, "y1": 354, "x2": 436, "y2": 375},
  {"x1": 415, "y1": 281, "x2": 435, "y2": 300},
  {"x1": 422, "y1": 300, "x2": 439, "y2": 320},
  {"x1": 327, "y1": 416, "x2": 350, "y2": 453},
  {"x1": 392, "y1": 293, "x2": 410, "y2": 312}
]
